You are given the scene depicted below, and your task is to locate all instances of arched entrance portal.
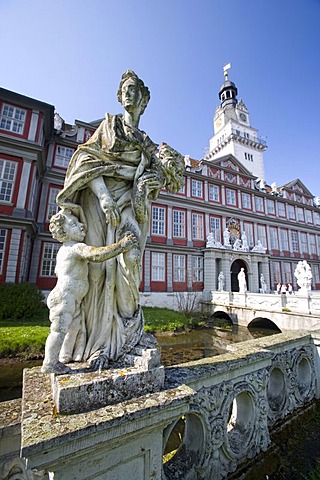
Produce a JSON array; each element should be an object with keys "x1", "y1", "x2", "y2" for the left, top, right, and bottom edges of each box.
[{"x1": 231, "y1": 259, "x2": 248, "y2": 292}]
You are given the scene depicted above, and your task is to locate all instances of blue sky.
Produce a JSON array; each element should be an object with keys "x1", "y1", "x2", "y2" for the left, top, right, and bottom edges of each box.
[{"x1": 1, "y1": 0, "x2": 320, "y2": 196}]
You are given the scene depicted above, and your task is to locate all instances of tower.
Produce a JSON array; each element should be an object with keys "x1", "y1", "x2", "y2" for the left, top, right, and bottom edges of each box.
[{"x1": 205, "y1": 65, "x2": 267, "y2": 180}]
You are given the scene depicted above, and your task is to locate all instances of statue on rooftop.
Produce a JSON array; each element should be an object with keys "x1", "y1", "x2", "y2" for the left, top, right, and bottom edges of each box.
[{"x1": 54, "y1": 70, "x2": 184, "y2": 371}]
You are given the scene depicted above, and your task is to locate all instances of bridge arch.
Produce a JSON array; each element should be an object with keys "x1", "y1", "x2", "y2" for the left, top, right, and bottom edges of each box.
[
  {"x1": 248, "y1": 317, "x2": 282, "y2": 333},
  {"x1": 212, "y1": 310, "x2": 233, "y2": 327}
]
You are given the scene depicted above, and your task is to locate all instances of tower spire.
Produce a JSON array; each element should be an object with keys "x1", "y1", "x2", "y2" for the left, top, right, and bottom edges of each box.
[{"x1": 223, "y1": 63, "x2": 231, "y2": 81}]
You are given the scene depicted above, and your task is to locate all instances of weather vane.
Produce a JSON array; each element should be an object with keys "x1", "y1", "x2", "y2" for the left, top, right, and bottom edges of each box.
[{"x1": 223, "y1": 63, "x2": 231, "y2": 80}]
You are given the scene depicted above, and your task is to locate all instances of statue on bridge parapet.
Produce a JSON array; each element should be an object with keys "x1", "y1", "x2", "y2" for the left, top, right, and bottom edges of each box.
[
  {"x1": 42, "y1": 70, "x2": 185, "y2": 375},
  {"x1": 294, "y1": 260, "x2": 312, "y2": 293}
]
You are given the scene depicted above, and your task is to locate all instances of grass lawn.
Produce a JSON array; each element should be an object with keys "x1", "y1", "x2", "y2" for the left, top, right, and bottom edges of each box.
[{"x1": 0, "y1": 306, "x2": 196, "y2": 359}]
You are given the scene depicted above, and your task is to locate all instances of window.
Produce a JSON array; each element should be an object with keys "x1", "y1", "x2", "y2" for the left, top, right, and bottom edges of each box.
[
  {"x1": 272, "y1": 261, "x2": 281, "y2": 284},
  {"x1": 305, "y1": 210, "x2": 313, "y2": 224},
  {"x1": 191, "y1": 179, "x2": 203, "y2": 198},
  {"x1": 242, "y1": 192, "x2": 251, "y2": 209},
  {"x1": 173, "y1": 210, "x2": 185, "y2": 238},
  {"x1": 209, "y1": 217, "x2": 221, "y2": 242},
  {"x1": 0, "y1": 104, "x2": 26, "y2": 134},
  {"x1": 267, "y1": 199, "x2": 275, "y2": 215},
  {"x1": 280, "y1": 229, "x2": 289, "y2": 250},
  {"x1": 309, "y1": 234, "x2": 317, "y2": 255},
  {"x1": 291, "y1": 231, "x2": 299, "y2": 252},
  {"x1": 209, "y1": 184, "x2": 220, "y2": 202},
  {"x1": 269, "y1": 227, "x2": 279, "y2": 250},
  {"x1": 226, "y1": 188, "x2": 237, "y2": 206},
  {"x1": 0, "y1": 159, "x2": 17, "y2": 203},
  {"x1": 177, "y1": 178, "x2": 185, "y2": 194},
  {"x1": 283, "y1": 262, "x2": 292, "y2": 283},
  {"x1": 192, "y1": 256, "x2": 203, "y2": 282},
  {"x1": 192, "y1": 213, "x2": 204, "y2": 240},
  {"x1": 300, "y1": 233, "x2": 308, "y2": 253},
  {"x1": 277, "y1": 202, "x2": 286, "y2": 217},
  {"x1": 152, "y1": 206, "x2": 165, "y2": 236},
  {"x1": 297, "y1": 207, "x2": 305, "y2": 222},
  {"x1": 243, "y1": 222, "x2": 254, "y2": 247},
  {"x1": 46, "y1": 187, "x2": 61, "y2": 221},
  {"x1": 244, "y1": 152, "x2": 253, "y2": 161},
  {"x1": 255, "y1": 196, "x2": 264, "y2": 212},
  {"x1": 173, "y1": 254, "x2": 186, "y2": 282},
  {"x1": 41, "y1": 242, "x2": 59, "y2": 277},
  {"x1": 151, "y1": 252, "x2": 165, "y2": 281},
  {"x1": 257, "y1": 225, "x2": 267, "y2": 248},
  {"x1": 287, "y1": 205, "x2": 295, "y2": 220},
  {"x1": 315, "y1": 212, "x2": 320, "y2": 226},
  {"x1": 54, "y1": 146, "x2": 74, "y2": 168},
  {"x1": 313, "y1": 264, "x2": 320, "y2": 284},
  {"x1": 0, "y1": 229, "x2": 7, "y2": 274}
]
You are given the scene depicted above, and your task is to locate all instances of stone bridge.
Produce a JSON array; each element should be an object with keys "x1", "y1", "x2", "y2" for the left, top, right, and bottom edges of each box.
[
  {"x1": 2, "y1": 331, "x2": 320, "y2": 479},
  {"x1": 203, "y1": 291, "x2": 320, "y2": 333}
]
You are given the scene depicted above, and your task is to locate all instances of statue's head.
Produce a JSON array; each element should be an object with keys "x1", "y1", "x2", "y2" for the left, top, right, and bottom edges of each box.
[
  {"x1": 49, "y1": 209, "x2": 86, "y2": 243},
  {"x1": 117, "y1": 70, "x2": 150, "y2": 115}
]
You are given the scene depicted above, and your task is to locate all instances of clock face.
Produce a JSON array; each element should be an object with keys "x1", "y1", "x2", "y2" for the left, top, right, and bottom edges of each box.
[{"x1": 239, "y1": 113, "x2": 247, "y2": 122}]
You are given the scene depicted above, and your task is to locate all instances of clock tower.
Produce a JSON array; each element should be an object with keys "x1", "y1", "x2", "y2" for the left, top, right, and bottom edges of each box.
[{"x1": 205, "y1": 65, "x2": 267, "y2": 180}]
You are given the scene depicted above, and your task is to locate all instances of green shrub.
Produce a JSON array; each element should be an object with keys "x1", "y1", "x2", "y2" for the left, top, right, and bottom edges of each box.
[{"x1": 0, "y1": 283, "x2": 45, "y2": 321}]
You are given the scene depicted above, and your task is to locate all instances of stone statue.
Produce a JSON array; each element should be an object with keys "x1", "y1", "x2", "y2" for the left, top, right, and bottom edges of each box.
[
  {"x1": 251, "y1": 240, "x2": 267, "y2": 253},
  {"x1": 288, "y1": 283, "x2": 293, "y2": 294},
  {"x1": 206, "y1": 232, "x2": 223, "y2": 249},
  {"x1": 241, "y1": 231, "x2": 249, "y2": 252},
  {"x1": 238, "y1": 267, "x2": 247, "y2": 293},
  {"x1": 41, "y1": 209, "x2": 137, "y2": 374},
  {"x1": 233, "y1": 238, "x2": 242, "y2": 251},
  {"x1": 276, "y1": 283, "x2": 281, "y2": 294},
  {"x1": 260, "y1": 273, "x2": 267, "y2": 293},
  {"x1": 223, "y1": 228, "x2": 231, "y2": 247},
  {"x1": 218, "y1": 271, "x2": 225, "y2": 291},
  {"x1": 294, "y1": 260, "x2": 312, "y2": 293},
  {"x1": 55, "y1": 70, "x2": 184, "y2": 370}
]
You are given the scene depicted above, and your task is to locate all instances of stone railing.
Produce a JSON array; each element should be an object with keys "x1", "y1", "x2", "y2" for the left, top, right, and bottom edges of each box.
[
  {"x1": 1, "y1": 331, "x2": 319, "y2": 480},
  {"x1": 210, "y1": 290, "x2": 320, "y2": 316}
]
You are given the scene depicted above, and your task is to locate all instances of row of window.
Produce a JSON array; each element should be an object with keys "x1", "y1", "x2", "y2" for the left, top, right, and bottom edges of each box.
[{"x1": 151, "y1": 205, "x2": 320, "y2": 255}]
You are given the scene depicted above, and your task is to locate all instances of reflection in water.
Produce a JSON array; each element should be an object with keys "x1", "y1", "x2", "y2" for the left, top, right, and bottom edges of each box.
[
  {"x1": 157, "y1": 325, "x2": 280, "y2": 367},
  {"x1": 0, "y1": 326, "x2": 280, "y2": 402}
]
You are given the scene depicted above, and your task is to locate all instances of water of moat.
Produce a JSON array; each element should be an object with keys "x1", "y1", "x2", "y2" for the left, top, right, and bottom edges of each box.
[{"x1": 0, "y1": 325, "x2": 279, "y2": 403}]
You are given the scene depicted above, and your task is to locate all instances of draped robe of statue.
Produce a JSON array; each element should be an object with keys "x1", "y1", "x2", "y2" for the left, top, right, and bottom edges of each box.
[{"x1": 57, "y1": 113, "x2": 161, "y2": 364}]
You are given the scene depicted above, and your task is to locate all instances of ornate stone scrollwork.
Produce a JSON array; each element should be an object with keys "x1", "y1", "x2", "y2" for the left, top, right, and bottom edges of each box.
[{"x1": 0, "y1": 457, "x2": 48, "y2": 480}]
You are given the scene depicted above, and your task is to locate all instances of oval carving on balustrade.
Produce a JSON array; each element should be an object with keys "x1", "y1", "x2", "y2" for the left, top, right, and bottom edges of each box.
[
  {"x1": 293, "y1": 348, "x2": 315, "y2": 403},
  {"x1": 162, "y1": 411, "x2": 206, "y2": 480},
  {"x1": 267, "y1": 366, "x2": 286, "y2": 414}
]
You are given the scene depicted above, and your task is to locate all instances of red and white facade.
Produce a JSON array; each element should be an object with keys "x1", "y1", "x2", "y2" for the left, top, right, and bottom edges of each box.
[{"x1": 1, "y1": 82, "x2": 320, "y2": 296}]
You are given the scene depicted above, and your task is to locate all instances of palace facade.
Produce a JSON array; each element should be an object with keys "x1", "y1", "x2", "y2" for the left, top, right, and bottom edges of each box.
[{"x1": 1, "y1": 73, "x2": 320, "y2": 296}]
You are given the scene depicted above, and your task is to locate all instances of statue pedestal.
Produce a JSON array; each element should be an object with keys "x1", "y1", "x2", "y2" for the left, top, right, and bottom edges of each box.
[{"x1": 51, "y1": 347, "x2": 164, "y2": 414}]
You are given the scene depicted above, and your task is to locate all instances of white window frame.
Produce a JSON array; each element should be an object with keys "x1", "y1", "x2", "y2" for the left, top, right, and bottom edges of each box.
[
  {"x1": 297, "y1": 207, "x2": 305, "y2": 222},
  {"x1": 313, "y1": 264, "x2": 320, "y2": 284},
  {"x1": 283, "y1": 262, "x2": 292, "y2": 283},
  {"x1": 287, "y1": 205, "x2": 295, "y2": 220},
  {"x1": 209, "y1": 216, "x2": 221, "y2": 242},
  {"x1": 309, "y1": 234, "x2": 317, "y2": 255},
  {"x1": 269, "y1": 227, "x2": 279, "y2": 250},
  {"x1": 191, "y1": 179, "x2": 203, "y2": 198},
  {"x1": 280, "y1": 229, "x2": 289, "y2": 251},
  {"x1": 192, "y1": 256, "x2": 203, "y2": 282},
  {"x1": 0, "y1": 104, "x2": 26, "y2": 134},
  {"x1": 41, "y1": 242, "x2": 60, "y2": 277},
  {"x1": 267, "y1": 199, "x2": 275, "y2": 215},
  {"x1": 243, "y1": 222, "x2": 254, "y2": 247},
  {"x1": 300, "y1": 232, "x2": 308, "y2": 253},
  {"x1": 0, "y1": 158, "x2": 17, "y2": 203},
  {"x1": 255, "y1": 196, "x2": 264, "y2": 212},
  {"x1": 277, "y1": 202, "x2": 286, "y2": 217},
  {"x1": 242, "y1": 192, "x2": 252, "y2": 209},
  {"x1": 151, "y1": 252, "x2": 165, "y2": 281},
  {"x1": 209, "y1": 184, "x2": 219, "y2": 202},
  {"x1": 291, "y1": 231, "x2": 299, "y2": 252},
  {"x1": 192, "y1": 213, "x2": 204, "y2": 240},
  {"x1": 257, "y1": 225, "x2": 267, "y2": 248},
  {"x1": 46, "y1": 187, "x2": 61, "y2": 221},
  {"x1": 173, "y1": 209, "x2": 185, "y2": 238},
  {"x1": 54, "y1": 145, "x2": 75, "y2": 169},
  {"x1": 151, "y1": 206, "x2": 166, "y2": 236},
  {"x1": 0, "y1": 228, "x2": 8, "y2": 275},
  {"x1": 272, "y1": 261, "x2": 281, "y2": 284},
  {"x1": 173, "y1": 254, "x2": 186, "y2": 282},
  {"x1": 226, "y1": 188, "x2": 236, "y2": 206},
  {"x1": 305, "y1": 210, "x2": 313, "y2": 224}
]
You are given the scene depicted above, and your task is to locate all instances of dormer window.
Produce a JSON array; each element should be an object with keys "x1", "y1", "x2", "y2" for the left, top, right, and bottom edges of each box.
[{"x1": 0, "y1": 104, "x2": 26, "y2": 135}]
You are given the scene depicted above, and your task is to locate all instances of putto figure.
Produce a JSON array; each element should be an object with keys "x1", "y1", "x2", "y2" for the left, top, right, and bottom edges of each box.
[
  {"x1": 42, "y1": 209, "x2": 137, "y2": 374},
  {"x1": 55, "y1": 70, "x2": 184, "y2": 370}
]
